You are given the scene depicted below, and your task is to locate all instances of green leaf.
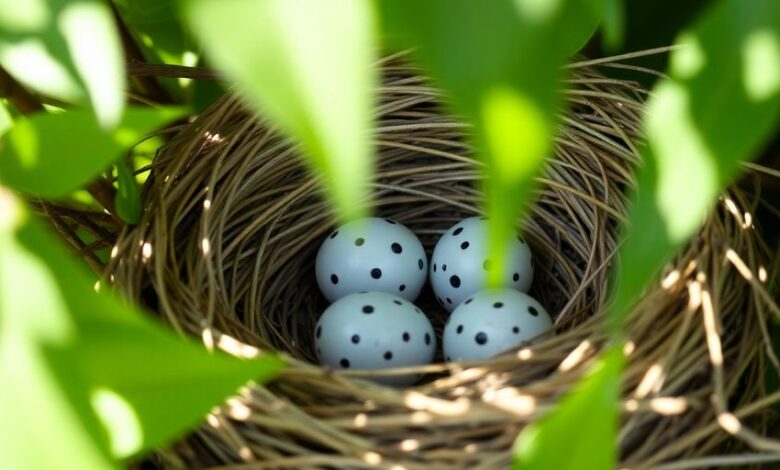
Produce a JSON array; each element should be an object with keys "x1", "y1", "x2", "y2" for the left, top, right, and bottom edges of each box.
[
  {"x1": 185, "y1": 0, "x2": 377, "y2": 222},
  {"x1": 514, "y1": 345, "x2": 622, "y2": 470},
  {"x1": 611, "y1": 0, "x2": 780, "y2": 326},
  {"x1": 601, "y1": 0, "x2": 625, "y2": 51},
  {"x1": 0, "y1": 106, "x2": 187, "y2": 198},
  {"x1": 113, "y1": 0, "x2": 194, "y2": 98},
  {"x1": 379, "y1": 0, "x2": 598, "y2": 286},
  {"x1": 0, "y1": 100, "x2": 13, "y2": 136},
  {"x1": 0, "y1": 188, "x2": 284, "y2": 463},
  {"x1": 114, "y1": 159, "x2": 141, "y2": 224},
  {"x1": 0, "y1": 0, "x2": 126, "y2": 128},
  {"x1": 113, "y1": 0, "x2": 190, "y2": 67}
]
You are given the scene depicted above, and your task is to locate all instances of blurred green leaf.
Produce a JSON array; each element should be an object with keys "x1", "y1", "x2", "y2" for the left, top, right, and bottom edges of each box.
[
  {"x1": 0, "y1": 100, "x2": 13, "y2": 135},
  {"x1": 514, "y1": 345, "x2": 622, "y2": 470},
  {"x1": 114, "y1": 159, "x2": 141, "y2": 224},
  {"x1": 113, "y1": 0, "x2": 190, "y2": 67},
  {"x1": 380, "y1": 0, "x2": 601, "y2": 286},
  {"x1": 611, "y1": 0, "x2": 780, "y2": 326},
  {"x1": 113, "y1": 0, "x2": 193, "y2": 98},
  {"x1": 0, "y1": 0, "x2": 126, "y2": 127},
  {"x1": 0, "y1": 107, "x2": 186, "y2": 198},
  {"x1": 0, "y1": 188, "x2": 284, "y2": 463},
  {"x1": 185, "y1": 0, "x2": 376, "y2": 222},
  {"x1": 602, "y1": 0, "x2": 625, "y2": 50}
]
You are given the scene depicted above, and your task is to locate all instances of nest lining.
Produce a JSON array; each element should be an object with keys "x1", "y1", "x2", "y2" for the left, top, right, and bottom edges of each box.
[{"x1": 82, "y1": 57, "x2": 780, "y2": 468}]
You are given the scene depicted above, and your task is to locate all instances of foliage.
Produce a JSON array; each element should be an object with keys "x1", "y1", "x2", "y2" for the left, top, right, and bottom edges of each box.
[
  {"x1": 0, "y1": 0, "x2": 779, "y2": 468},
  {"x1": 185, "y1": 0, "x2": 377, "y2": 222}
]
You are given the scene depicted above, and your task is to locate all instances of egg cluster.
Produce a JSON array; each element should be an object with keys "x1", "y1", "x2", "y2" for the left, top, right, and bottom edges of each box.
[{"x1": 314, "y1": 216, "x2": 552, "y2": 385}]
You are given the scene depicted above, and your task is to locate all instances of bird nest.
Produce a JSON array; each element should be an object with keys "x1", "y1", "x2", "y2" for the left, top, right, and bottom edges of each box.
[{"x1": 58, "y1": 55, "x2": 779, "y2": 468}]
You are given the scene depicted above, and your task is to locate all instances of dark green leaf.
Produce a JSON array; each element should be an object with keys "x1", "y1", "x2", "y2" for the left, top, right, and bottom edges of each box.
[
  {"x1": 114, "y1": 159, "x2": 141, "y2": 225},
  {"x1": 0, "y1": 0, "x2": 125, "y2": 127},
  {"x1": 113, "y1": 0, "x2": 193, "y2": 99},
  {"x1": 514, "y1": 345, "x2": 622, "y2": 470},
  {"x1": 601, "y1": 0, "x2": 625, "y2": 51},
  {"x1": 379, "y1": 0, "x2": 598, "y2": 285},
  {"x1": 611, "y1": 0, "x2": 780, "y2": 326},
  {"x1": 0, "y1": 107, "x2": 187, "y2": 198},
  {"x1": 0, "y1": 188, "x2": 284, "y2": 462},
  {"x1": 185, "y1": 0, "x2": 377, "y2": 222}
]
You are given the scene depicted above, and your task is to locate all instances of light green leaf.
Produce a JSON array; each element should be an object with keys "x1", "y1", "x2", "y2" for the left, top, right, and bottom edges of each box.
[
  {"x1": 0, "y1": 188, "x2": 284, "y2": 463},
  {"x1": 611, "y1": 0, "x2": 780, "y2": 325},
  {"x1": 379, "y1": 0, "x2": 599, "y2": 286},
  {"x1": 0, "y1": 0, "x2": 126, "y2": 128},
  {"x1": 514, "y1": 345, "x2": 622, "y2": 470},
  {"x1": 114, "y1": 159, "x2": 141, "y2": 225},
  {"x1": 0, "y1": 107, "x2": 187, "y2": 198},
  {"x1": 185, "y1": 0, "x2": 376, "y2": 222}
]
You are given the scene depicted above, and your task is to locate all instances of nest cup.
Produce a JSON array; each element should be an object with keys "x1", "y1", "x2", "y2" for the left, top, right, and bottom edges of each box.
[{"x1": 101, "y1": 56, "x2": 777, "y2": 468}]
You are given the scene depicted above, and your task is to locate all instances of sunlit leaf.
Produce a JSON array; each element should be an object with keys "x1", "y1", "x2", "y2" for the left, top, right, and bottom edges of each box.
[
  {"x1": 380, "y1": 0, "x2": 601, "y2": 286},
  {"x1": 185, "y1": 0, "x2": 377, "y2": 222},
  {"x1": 0, "y1": 188, "x2": 284, "y2": 462},
  {"x1": 114, "y1": 159, "x2": 141, "y2": 225},
  {"x1": 514, "y1": 346, "x2": 622, "y2": 470},
  {"x1": 611, "y1": 0, "x2": 780, "y2": 326},
  {"x1": 0, "y1": 0, "x2": 125, "y2": 127},
  {"x1": 0, "y1": 107, "x2": 187, "y2": 198}
]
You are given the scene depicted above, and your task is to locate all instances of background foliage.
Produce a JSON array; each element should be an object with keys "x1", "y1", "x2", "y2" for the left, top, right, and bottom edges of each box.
[{"x1": 0, "y1": 0, "x2": 778, "y2": 468}]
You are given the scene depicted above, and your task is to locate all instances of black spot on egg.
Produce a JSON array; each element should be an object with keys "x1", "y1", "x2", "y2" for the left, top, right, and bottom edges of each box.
[
  {"x1": 475, "y1": 332, "x2": 488, "y2": 345},
  {"x1": 433, "y1": 263, "x2": 437, "y2": 272},
  {"x1": 385, "y1": 219, "x2": 397, "y2": 224},
  {"x1": 329, "y1": 231, "x2": 338, "y2": 239},
  {"x1": 371, "y1": 268, "x2": 382, "y2": 279},
  {"x1": 351, "y1": 334, "x2": 360, "y2": 344},
  {"x1": 340, "y1": 358, "x2": 350, "y2": 368},
  {"x1": 513, "y1": 326, "x2": 520, "y2": 334},
  {"x1": 465, "y1": 298, "x2": 473, "y2": 305},
  {"x1": 399, "y1": 284, "x2": 406, "y2": 292},
  {"x1": 403, "y1": 332, "x2": 410, "y2": 342},
  {"x1": 391, "y1": 242, "x2": 403, "y2": 254},
  {"x1": 425, "y1": 333, "x2": 431, "y2": 345},
  {"x1": 456, "y1": 325, "x2": 463, "y2": 334},
  {"x1": 460, "y1": 241, "x2": 470, "y2": 250},
  {"x1": 483, "y1": 259, "x2": 491, "y2": 271},
  {"x1": 316, "y1": 326, "x2": 322, "y2": 338},
  {"x1": 493, "y1": 302, "x2": 504, "y2": 309},
  {"x1": 384, "y1": 351, "x2": 393, "y2": 360},
  {"x1": 513, "y1": 272, "x2": 520, "y2": 282},
  {"x1": 418, "y1": 258, "x2": 424, "y2": 270},
  {"x1": 442, "y1": 264, "x2": 447, "y2": 272},
  {"x1": 393, "y1": 299, "x2": 402, "y2": 305},
  {"x1": 446, "y1": 297, "x2": 452, "y2": 304},
  {"x1": 330, "y1": 274, "x2": 339, "y2": 285},
  {"x1": 453, "y1": 227, "x2": 463, "y2": 236},
  {"x1": 528, "y1": 306, "x2": 539, "y2": 316},
  {"x1": 450, "y1": 275, "x2": 461, "y2": 288},
  {"x1": 362, "y1": 305, "x2": 374, "y2": 314},
  {"x1": 355, "y1": 237, "x2": 365, "y2": 246}
]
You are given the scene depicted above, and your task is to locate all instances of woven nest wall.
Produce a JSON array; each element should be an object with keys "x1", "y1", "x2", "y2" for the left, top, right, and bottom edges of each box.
[{"x1": 97, "y1": 57, "x2": 779, "y2": 469}]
